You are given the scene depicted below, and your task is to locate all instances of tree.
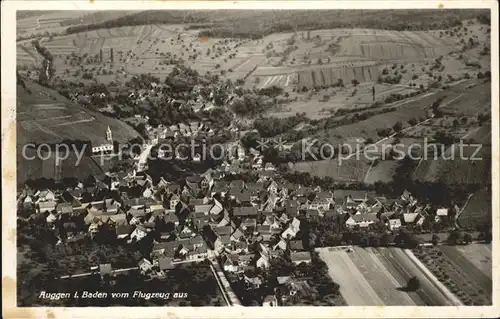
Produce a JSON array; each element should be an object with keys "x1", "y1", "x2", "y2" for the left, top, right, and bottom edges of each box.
[
  {"x1": 406, "y1": 276, "x2": 421, "y2": 291},
  {"x1": 392, "y1": 121, "x2": 403, "y2": 132},
  {"x1": 432, "y1": 234, "x2": 440, "y2": 246},
  {"x1": 463, "y1": 233, "x2": 472, "y2": 244},
  {"x1": 447, "y1": 229, "x2": 464, "y2": 245}
]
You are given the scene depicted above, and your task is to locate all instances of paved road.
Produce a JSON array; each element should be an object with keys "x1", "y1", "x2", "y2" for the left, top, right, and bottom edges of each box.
[
  {"x1": 60, "y1": 267, "x2": 138, "y2": 279},
  {"x1": 137, "y1": 144, "x2": 153, "y2": 171},
  {"x1": 209, "y1": 259, "x2": 242, "y2": 307}
]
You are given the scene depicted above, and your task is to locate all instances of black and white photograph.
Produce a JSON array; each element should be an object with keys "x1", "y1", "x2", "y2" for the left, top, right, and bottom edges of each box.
[{"x1": 2, "y1": 0, "x2": 498, "y2": 317}]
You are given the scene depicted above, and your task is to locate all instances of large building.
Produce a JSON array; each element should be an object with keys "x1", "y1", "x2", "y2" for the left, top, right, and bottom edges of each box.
[{"x1": 92, "y1": 126, "x2": 114, "y2": 154}]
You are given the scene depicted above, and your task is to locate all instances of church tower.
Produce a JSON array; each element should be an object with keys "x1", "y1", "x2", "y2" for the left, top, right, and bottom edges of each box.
[{"x1": 106, "y1": 126, "x2": 113, "y2": 142}]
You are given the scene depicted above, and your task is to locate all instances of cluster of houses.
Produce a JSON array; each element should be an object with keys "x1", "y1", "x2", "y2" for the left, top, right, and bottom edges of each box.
[
  {"x1": 18, "y1": 121, "x2": 455, "y2": 304},
  {"x1": 18, "y1": 154, "x2": 449, "y2": 276}
]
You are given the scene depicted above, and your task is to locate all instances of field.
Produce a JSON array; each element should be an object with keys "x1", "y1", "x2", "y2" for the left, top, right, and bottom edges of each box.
[
  {"x1": 457, "y1": 188, "x2": 492, "y2": 230},
  {"x1": 17, "y1": 149, "x2": 105, "y2": 185},
  {"x1": 17, "y1": 11, "x2": 134, "y2": 38},
  {"x1": 412, "y1": 144, "x2": 491, "y2": 186},
  {"x1": 17, "y1": 81, "x2": 140, "y2": 146},
  {"x1": 317, "y1": 246, "x2": 457, "y2": 305},
  {"x1": 413, "y1": 244, "x2": 491, "y2": 305},
  {"x1": 292, "y1": 158, "x2": 371, "y2": 182},
  {"x1": 16, "y1": 81, "x2": 140, "y2": 184},
  {"x1": 363, "y1": 160, "x2": 399, "y2": 184}
]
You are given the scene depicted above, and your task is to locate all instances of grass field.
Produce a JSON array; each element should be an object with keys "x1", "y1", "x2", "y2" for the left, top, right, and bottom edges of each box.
[
  {"x1": 413, "y1": 244, "x2": 491, "y2": 305},
  {"x1": 17, "y1": 81, "x2": 140, "y2": 146},
  {"x1": 293, "y1": 158, "x2": 371, "y2": 182},
  {"x1": 317, "y1": 246, "x2": 456, "y2": 306},
  {"x1": 457, "y1": 188, "x2": 492, "y2": 230},
  {"x1": 16, "y1": 81, "x2": 140, "y2": 184}
]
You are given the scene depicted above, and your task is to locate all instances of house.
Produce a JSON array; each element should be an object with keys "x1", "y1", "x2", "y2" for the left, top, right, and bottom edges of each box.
[
  {"x1": 152, "y1": 241, "x2": 179, "y2": 258},
  {"x1": 138, "y1": 258, "x2": 153, "y2": 274},
  {"x1": 230, "y1": 227, "x2": 245, "y2": 242},
  {"x1": 130, "y1": 225, "x2": 148, "y2": 241},
  {"x1": 23, "y1": 194, "x2": 34, "y2": 208},
  {"x1": 38, "y1": 200, "x2": 57, "y2": 213},
  {"x1": 345, "y1": 214, "x2": 379, "y2": 228},
  {"x1": 256, "y1": 253, "x2": 270, "y2": 269},
  {"x1": 168, "y1": 193, "x2": 181, "y2": 210},
  {"x1": 309, "y1": 191, "x2": 334, "y2": 210},
  {"x1": 291, "y1": 251, "x2": 312, "y2": 265},
  {"x1": 289, "y1": 240, "x2": 304, "y2": 251},
  {"x1": 265, "y1": 180, "x2": 279, "y2": 194},
  {"x1": 185, "y1": 176, "x2": 202, "y2": 194},
  {"x1": 334, "y1": 190, "x2": 372, "y2": 205},
  {"x1": 264, "y1": 162, "x2": 276, "y2": 171},
  {"x1": 273, "y1": 238, "x2": 287, "y2": 250},
  {"x1": 436, "y1": 208, "x2": 449, "y2": 216},
  {"x1": 223, "y1": 254, "x2": 240, "y2": 273},
  {"x1": 403, "y1": 213, "x2": 420, "y2": 224},
  {"x1": 211, "y1": 181, "x2": 230, "y2": 197},
  {"x1": 214, "y1": 234, "x2": 231, "y2": 252},
  {"x1": 56, "y1": 202, "x2": 74, "y2": 215},
  {"x1": 209, "y1": 198, "x2": 224, "y2": 216},
  {"x1": 262, "y1": 294, "x2": 278, "y2": 307},
  {"x1": 46, "y1": 212, "x2": 58, "y2": 223},
  {"x1": 252, "y1": 157, "x2": 263, "y2": 170},
  {"x1": 164, "y1": 212, "x2": 180, "y2": 226},
  {"x1": 281, "y1": 217, "x2": 301, "y2": 239},
  {"x1": 240, "y1": 218, "x2": 257, "y2": 230},
  {"x1": 235, "y1": 190, "x2": 251, "y2": 205},
  {"x1": 388, "y1": 219, "x2": 402, "y2": 230},
  {"x1": 194, "y1": 204, "x2": 212, "y2": 215},
  {"x1": 233, "y1": 206, "x2": 258, "y2": 217},
  {"x1": 116, "y1": 224, "x2": 132, "y2": 239},
  {"x1": 35, "y1": 189, "x2": 56, "y2": 203},
  {"x1": 109, "y1": 213, "x2": 128, "y2": 226},
  {"x1": 99, "y1": 263, "x2": 112, "y2": 276},
  {"x1": 244, "y1": 275, "x2": 262, "y2": 289}
]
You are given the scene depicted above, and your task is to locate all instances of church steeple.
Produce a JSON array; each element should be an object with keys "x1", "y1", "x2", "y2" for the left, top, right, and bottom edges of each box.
[{"x1": 106, "y1": 126, "x2": 113, "y2": 142}]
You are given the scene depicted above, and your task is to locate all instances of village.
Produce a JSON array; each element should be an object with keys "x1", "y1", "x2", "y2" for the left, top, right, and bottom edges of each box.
[{"x1": 17, "y1": 118, "x2": 462, "y2": 306}]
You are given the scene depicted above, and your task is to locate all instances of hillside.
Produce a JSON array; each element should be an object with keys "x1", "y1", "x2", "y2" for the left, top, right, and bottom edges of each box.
[
  {"x1": 16, "y1": 80, "x2": 140, "y2": 184},
  {"x1": 17, "y1": 80, "x2": 140, "y2": 146},
  {"x1": 66, "y1": 9, "x2": 488, "y2": 37}
]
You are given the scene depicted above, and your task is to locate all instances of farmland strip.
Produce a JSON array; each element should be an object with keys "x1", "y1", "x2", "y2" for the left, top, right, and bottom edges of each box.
[
  {"x1": 318, "y1": 249, "x2": 384, "y2": 305},
  {"x1": 376, "y1": 247, "x2": 449, "y2": 305},
  {"x1": 439, "y1": 246, "x2": 492, "y2": 296}
]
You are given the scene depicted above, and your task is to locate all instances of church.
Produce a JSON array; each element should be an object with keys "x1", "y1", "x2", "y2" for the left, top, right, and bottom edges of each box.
[{"x1": 92, "y1": 126, "x2": 114, "y2": 154}]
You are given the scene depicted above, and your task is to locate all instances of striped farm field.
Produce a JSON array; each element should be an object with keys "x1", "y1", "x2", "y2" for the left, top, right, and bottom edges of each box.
[
  {"x1": 413, "y1": 244, "x2": 492, "y2": 305},
  {"x1": 292, "y1": 158, "x2": 371, "y2": 182},
  {"x1": 317, "y1": 246, "x2": 457, "y2": 306}
]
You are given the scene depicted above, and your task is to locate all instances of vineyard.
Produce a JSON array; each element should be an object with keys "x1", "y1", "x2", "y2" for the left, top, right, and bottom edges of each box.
[
  {"x1": 293, "y1": 158, "x2": 371, "y2": 182},
  {"x1": 457, "y1": 188, "x2": 492, "y2": 230}
]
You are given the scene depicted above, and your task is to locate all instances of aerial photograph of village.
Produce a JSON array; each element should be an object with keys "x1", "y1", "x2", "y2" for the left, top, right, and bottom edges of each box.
[{"x1": 15, "y1": 8, "x2": 492, "y2": 307}]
